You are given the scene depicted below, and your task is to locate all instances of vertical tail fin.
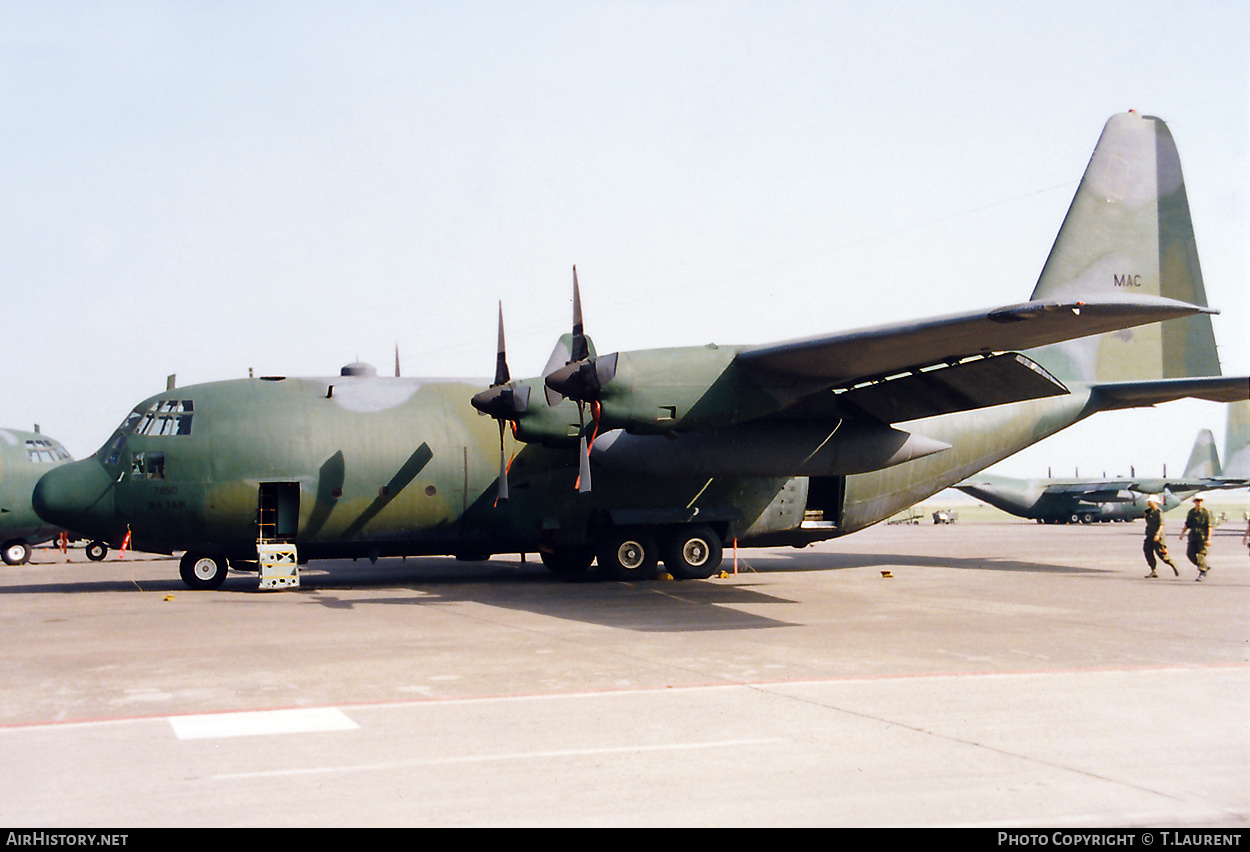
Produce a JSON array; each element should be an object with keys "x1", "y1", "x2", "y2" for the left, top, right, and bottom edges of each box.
[
  {"x1": 1027, "y1": 112, "x2": 1219, "y2": 383},
  {"x1": 1182, "y1": 429, "x2": 1220, "y2": 479},
  {"x1": 1222, "y1": 400, "x2": 1250, "y2": 478}
]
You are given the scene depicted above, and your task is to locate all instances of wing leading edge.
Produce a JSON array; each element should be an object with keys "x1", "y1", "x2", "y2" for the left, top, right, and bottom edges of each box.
[
  {"x1": 737, "y1": 294, "x2": 1212, "y2": 384},
  {"x1": 735, "y1": 294, "x2": 1214, "y2": 423}
]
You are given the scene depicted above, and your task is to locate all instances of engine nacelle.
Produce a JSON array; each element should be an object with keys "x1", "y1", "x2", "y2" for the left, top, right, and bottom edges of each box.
[
  {"x1": 546, "y1": 345, "x2": 787, "y2": 435},
  {"x1": 591, "y1": 421, "x2": 951, "y2": 478}
]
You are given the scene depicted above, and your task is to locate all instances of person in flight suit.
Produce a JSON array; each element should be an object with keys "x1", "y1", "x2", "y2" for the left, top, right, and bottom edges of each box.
[
  {"x1": 1142, "y1": 496, "x2": 1178, "y2": 578},
  {"x1": 1179, "y1": 496, "x2": 1214, "y2": 581}
]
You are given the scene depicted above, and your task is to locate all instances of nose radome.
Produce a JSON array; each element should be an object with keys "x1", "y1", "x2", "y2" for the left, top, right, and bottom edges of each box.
[{"x1": 32, "y1": 459, "x2": 117, "y2": 534}]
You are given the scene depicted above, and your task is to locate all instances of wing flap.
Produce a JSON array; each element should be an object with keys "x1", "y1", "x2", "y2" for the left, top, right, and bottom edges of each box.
[{"x1": 776, "y1": 353, "x2": 1069, "y2": 423}]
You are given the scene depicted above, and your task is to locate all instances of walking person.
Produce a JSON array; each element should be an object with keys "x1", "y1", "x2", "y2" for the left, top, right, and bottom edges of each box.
[
  {"x1": 1179, "y1": 496, "x2": 1214, "y2": 581},
  {"x1": 1143, "y1": 496, "x2": 1178, "y2": 577}
]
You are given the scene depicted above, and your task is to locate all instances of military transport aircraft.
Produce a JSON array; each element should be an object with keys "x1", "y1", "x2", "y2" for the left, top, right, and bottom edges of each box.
[
  {"x1": 953, "y1": 417, "x2": 1246, "y2": 524},
  {"x1": 32, "y1": 111, "x2": 1250, "y2": 589},
  {"x1": 0, "y1": 427, "x2": 72, "y2": 565}
]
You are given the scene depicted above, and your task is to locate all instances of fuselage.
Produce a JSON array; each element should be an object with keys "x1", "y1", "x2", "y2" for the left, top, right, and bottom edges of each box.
[
  {"x1": 32, "y1": 370, "x2": 1106, "y2": 563},
  {"x1": 1, "y1": 428, "x2": 72, "y2": 561},
  {"x1": 955, "y1": 473, "x2": 1192, "y2": 523}
]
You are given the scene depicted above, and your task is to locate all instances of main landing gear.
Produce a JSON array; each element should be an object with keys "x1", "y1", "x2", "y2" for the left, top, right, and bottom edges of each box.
[
  {"x1": 546, "y1": 524, "x2": 725, "y2": 583},
  {"x1": 179, "y1": 552, "x2": 229, "y2": 590}
]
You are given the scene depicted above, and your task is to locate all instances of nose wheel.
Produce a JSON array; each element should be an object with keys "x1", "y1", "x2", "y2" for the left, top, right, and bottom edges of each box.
[{"x1": 2, "y1": 541, "x2": 31, "y2": 566}]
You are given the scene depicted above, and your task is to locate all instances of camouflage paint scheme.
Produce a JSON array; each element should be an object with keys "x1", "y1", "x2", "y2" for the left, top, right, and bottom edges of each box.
[
  {"x1": 32, "y1": 113, "x2": 1250, "y2": 589},
  {"x1": 0, "y1": 428, "x2": 71, "y2": 564}
]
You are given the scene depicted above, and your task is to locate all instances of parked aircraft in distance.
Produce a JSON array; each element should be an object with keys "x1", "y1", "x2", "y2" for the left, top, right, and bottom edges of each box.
[
  {"x1": 0, "y1": 427, "x2": 72, "y2": 565},
  {"x1": 32, "y1": 112, "x2": 1250, "y2": 589},
  {"x1": 954, "y1": 410, "x2": 1249, "y2": 524}
]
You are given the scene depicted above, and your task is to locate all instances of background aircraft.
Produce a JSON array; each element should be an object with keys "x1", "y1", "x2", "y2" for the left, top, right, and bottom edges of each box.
[
  {"x1": 0, "y1": 427, "x2": 72, "y2": 565},
  {"x1": 954, "y1": 410, "x2": 1248, "y2": 524},
  {"x1": 32, "y1": 112, "x2": 1250, "y2": 589}
]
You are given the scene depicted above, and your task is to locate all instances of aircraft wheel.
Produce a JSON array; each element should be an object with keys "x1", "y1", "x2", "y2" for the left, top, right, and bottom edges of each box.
[
  {"x1": 2, "y1": 540, "x2": 31, "y2": 566},
  {"x1": 1081, "y1": 513, "x2": 1094, "y2": 524},
  {"x1": 663, "y1": 525, "x2": 723, "y2": 580},
  {"x1": 85, "y1": 540, "x2": 108, "y2": 561},
  {"x1": 596, "y1": 528, "x2": 659, "y2": 582},
  {"x1": 179, "y1": 552, "x2": 229, "y2": 590},
  {"x1": 540, "y1": 547, "x2": 595, "y2": 581}
]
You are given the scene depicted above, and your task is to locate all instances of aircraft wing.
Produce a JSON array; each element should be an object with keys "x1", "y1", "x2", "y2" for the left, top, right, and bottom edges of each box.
[
  {"x1": 737, "y1": 295, "x2": 1212, "y2": 383},
  {"x1": 1041, "y1": 479, "x2": 1194, "y2": 498},
  {"x1": 736, "y1": 295, "x2": 1211, "y2": 423},
  {"x1": 1194, "y1": 476, "x2": 1250, "y2": 491},
  {"x1": 1040, "y1": 476, "x2": 1248, "y2": 498},
  {"x1": 1041, "y1": 481, "x2": 1139, "y2": 495}
]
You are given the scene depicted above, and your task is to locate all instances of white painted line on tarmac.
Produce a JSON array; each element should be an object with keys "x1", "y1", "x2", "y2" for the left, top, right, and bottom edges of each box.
[
  {"x1": 169, "y1": 707, "x2": 359, "y2": 740},
  {"x1": 211, "y1": 737, "x2": 789, "y2": 780}
]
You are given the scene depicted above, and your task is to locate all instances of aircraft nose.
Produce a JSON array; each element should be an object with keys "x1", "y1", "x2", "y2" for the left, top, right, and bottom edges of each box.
[{"x1": 32, "y1": 459, "x2": 117, "y2": 535}]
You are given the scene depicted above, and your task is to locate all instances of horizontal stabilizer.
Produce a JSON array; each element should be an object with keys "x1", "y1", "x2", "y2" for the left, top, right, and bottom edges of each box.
[{"x1": 1089, "y1": 376, "x2": 1250, "y2": 410}]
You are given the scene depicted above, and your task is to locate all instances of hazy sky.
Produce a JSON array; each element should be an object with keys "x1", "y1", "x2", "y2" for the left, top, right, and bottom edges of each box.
[{"x1": 2, "y1": 1, "x2": 1246, "y2": 486}]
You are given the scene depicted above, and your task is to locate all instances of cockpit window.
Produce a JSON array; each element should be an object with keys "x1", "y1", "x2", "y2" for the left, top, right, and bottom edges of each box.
[
  {"x1": 103, "y1": 432, "x2": 127, "y2": 466},
  {"x1": 26, "y1": 439, "x2": 71, "y2": 464},
  {"x1": 101, "y1": 400, "x2": 194, "y2": 466},
  {"x1": 132, "y1": 400, "x2": 194, "y2": 436},
  {"x1": 131, "y1": 451, "x2": 165, "y2": 480}
]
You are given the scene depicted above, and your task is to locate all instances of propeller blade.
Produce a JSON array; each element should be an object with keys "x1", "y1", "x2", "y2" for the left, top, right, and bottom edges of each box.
[
  {"x1": 570, "y1": 266, "x2": 589, "y2": 363},
  {"x1": 496, "y1": 420, "x2": 509, "y2": 503},
  {"x1": 493, "y1": 301, "x2": 510, "y2": 387},
  {"x1": 572, "y1": 400, "x2": 603, "y2": 494},
  {"x1": 577, "y1": 434, "x2": 592, "y2": 493}
]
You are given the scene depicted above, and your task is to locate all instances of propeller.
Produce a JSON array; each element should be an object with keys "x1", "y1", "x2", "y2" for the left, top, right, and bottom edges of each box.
[
  {"x1": 475, "y1": 268, "x2": 607, "y2": 496},
  {"x1": 543, "y1": 267, "x2": 606, "y2": 493},
  {"x1": 544, "y1": 267, "x2": 618, "y2": 404},
  {"x1": 470, "y1": 303, "x2": 529, "y2": 503}
]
